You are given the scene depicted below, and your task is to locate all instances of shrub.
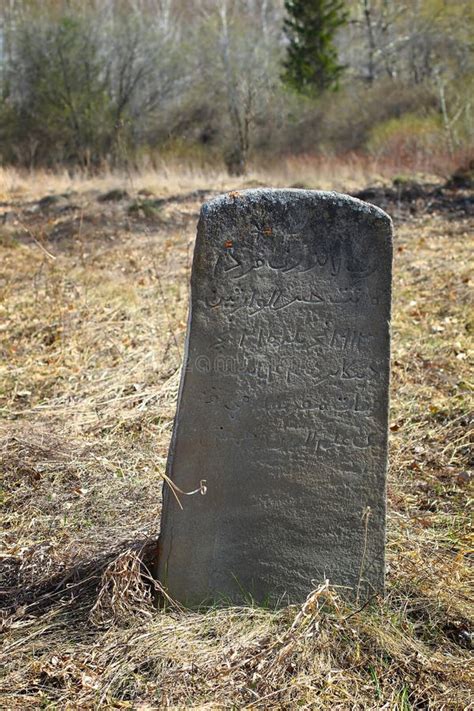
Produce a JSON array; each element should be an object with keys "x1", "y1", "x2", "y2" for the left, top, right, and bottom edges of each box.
[{"x1": 366, "y1": 113, "x2": 445, "y2": 170}]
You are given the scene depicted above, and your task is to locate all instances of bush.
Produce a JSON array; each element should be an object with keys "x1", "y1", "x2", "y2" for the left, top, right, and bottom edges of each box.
[
  {"x1": 0, "y1": 15, "x2": 113, "y2": 167},
  {"x1": 366, "y1": 113, "x2": 445, "y2": 169}
]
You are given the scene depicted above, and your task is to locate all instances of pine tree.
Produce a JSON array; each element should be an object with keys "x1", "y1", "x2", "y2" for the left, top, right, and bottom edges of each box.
[{"x1": 282, "y1": 0, "x2": 347, "y2": 96}]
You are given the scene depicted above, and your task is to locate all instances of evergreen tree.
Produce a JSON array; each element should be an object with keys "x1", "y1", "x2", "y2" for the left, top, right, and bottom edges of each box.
[{"x1": 282, "y1": 0, "x2": 347, "y2": 96}]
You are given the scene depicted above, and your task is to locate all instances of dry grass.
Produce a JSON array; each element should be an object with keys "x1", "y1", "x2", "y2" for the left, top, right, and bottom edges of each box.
[
  {"x1": 0, "y1": 167, "x2": 473, "y2": 709},
  {"x1": 0, "y1": 151, "x2": 458, "y2": 204}
]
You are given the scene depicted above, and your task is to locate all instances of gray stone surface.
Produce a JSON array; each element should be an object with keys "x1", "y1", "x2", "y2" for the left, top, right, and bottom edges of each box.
[{"x1": 157, "y1": 189, "x2": 393, "y2": 607}]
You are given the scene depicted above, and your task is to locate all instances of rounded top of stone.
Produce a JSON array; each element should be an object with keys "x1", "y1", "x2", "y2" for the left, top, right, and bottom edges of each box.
[{"x1": 201, "y1": 188, "x2": 392, "y2": 226}]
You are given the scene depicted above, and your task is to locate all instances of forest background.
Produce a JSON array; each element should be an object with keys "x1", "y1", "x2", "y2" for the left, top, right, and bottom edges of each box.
[{"x1": 0, "y1": 0, "x2": 472, "y2": 177}]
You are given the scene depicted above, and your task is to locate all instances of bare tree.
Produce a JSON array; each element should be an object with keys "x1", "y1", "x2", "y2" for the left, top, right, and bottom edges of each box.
[{"x1": 198, "y1": 0, "x2": 282, "y2": 174}]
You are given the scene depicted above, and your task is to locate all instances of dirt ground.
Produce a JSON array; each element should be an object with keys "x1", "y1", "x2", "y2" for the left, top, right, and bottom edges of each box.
[{"x1": 1, "y1": 171, "x2": 472, "y2": 709}]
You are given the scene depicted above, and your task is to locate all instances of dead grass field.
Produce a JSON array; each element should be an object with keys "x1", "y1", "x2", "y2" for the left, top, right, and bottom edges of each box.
[{"x1": 0, "y1": 166, "x2": 473, "y2": 709}]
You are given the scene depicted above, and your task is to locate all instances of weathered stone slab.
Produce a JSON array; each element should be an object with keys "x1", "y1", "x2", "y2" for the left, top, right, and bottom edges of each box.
[{"x1": 158, "y1": 189, "x2": 392, "y2": 606}]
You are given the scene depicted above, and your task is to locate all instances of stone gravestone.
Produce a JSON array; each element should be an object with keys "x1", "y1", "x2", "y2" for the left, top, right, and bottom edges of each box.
[{"x1": 157, "y1": 189, "x2": 392, "y2": 606}]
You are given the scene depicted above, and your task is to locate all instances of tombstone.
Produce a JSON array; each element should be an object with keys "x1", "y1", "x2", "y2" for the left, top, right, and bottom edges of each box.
[{"x1": 157, "y1": 189, "x2": 392, "y2": 607}]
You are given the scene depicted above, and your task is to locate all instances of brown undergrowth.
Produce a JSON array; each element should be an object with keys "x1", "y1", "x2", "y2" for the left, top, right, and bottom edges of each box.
[{"x1": 0, "y1": 170, "x2": 472, "y2": 709}]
